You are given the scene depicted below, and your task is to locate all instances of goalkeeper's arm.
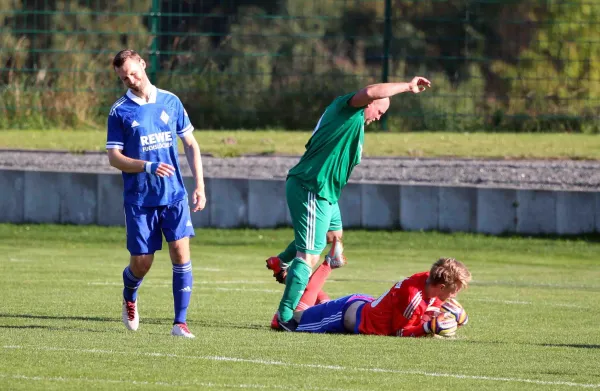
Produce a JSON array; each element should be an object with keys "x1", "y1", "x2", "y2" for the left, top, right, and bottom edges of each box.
[
  {"x1": 396, "y1": 313, "x2": 458, "y2": 338},
  {"x1": 396, "y1": 321, "x2": 429, "y2": 338}
]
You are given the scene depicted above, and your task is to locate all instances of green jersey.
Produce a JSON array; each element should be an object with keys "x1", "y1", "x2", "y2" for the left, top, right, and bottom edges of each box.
[{"x1": 288, "y1": 93, "x2": 365, "y2": 203}]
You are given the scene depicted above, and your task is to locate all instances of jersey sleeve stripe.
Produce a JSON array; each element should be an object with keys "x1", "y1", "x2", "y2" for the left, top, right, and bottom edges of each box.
[
  {"x1": 106, "y1": 142, "x2": 124, "y2": 150},
  {"x1": 177, "y1": 124, "x2": 194, "y2": 137},
  {"x1": 109, "y1": 97, "x2": 126, "y2": 116},
  {"x1": 403, "y1": 292, "x2": 422, "y2": 319}
]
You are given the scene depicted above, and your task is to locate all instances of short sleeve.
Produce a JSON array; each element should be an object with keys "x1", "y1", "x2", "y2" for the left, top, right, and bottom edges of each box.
[
  {"x1": 175, "y1": 98, "x2": 194, "y2": 138},
  {"x1": 329, "y1": 92, "x2": 361, "y2": 113},
  {"x1": 106, "y1": 111, "x2": 124, "y2": 150}
]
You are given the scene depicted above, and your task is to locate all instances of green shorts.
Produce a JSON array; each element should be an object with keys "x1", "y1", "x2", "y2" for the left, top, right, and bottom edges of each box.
[{"x1": 286, "y1": 176, "x2": 342, "y2": 255}]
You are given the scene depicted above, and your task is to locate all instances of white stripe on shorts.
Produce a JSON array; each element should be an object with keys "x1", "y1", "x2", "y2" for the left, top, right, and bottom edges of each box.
[
  {"x1": 306, "y1": 192, "x2": 317, "y2": 250},
  {"x1": 297, "y1": 313, "x2": 342, "y2": 332}
]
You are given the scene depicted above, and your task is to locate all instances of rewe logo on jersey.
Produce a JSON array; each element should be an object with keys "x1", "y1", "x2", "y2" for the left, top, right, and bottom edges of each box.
[{"x1": 140, "y1": 131, "x2": 173, "y2": 152}]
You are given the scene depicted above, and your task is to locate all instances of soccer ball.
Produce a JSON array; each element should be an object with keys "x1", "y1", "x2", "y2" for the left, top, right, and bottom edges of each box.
[
  {"x1": 441, "y1": 298, "x2": 468, "y2": 326},
  {"x1": 430, "y1": 312, "x2": 458, "y2": 337}
]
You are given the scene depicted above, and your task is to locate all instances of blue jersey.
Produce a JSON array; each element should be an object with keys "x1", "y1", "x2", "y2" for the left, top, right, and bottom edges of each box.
[{"x1": 106, "y1": 85, "x2": 193, "y2": 207}]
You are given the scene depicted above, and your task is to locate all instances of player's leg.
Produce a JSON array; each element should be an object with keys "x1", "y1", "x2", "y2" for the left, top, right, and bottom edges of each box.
[
  {"x1": 294, "y1": 295, "x2": 357, "y2": 333},
  {"x1": 325, "y1": 202, "x2": 346, "y2": 269},
  {"x1": 303, "y1": 205, "x2": 345, "y2": 306},
  {"x1": 296, "y1": 236, "x2": 344, "y2": 311},
  {"x1": 122, "y1": 204, "x2": 163, "y2": 331},
  {"x1": 162, "y1": 199, "x2": 196, "y2": 338},
  {"x1": 304, "y1": 204, "x2": 344, "y2": 304},
  {"x1": 342, "y1": 296, "x2": 374, "y2": 334},
  {"x1": 277, "y1": 177, "x2": 331, "y2": 326},
  {"x1": 268, "y1": 204, "x2": 342, "y2": 288}
]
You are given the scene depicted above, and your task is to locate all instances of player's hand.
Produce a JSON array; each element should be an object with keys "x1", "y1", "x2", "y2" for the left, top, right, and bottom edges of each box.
[
  {"x1": 424, "y1": 312, "x2": 457, "y2": 337},
  {"x1": 421, "y1": 305, "x2": 442, "y2": 322},
  {"x1": 191, "y1": 186, "x2": 206, "y2": 212},
  {"x1": 408, "y1": 76, "x2": 431, "y2": 93},
  {"x1": 146, "y1": 162, "x2": 176, "y2": 177}
]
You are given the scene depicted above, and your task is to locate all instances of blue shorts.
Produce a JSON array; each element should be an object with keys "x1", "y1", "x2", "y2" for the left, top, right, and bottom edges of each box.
[
  {"x1": 124, "y1": 198, "x2": 195, "y2": 255},
  {"x1": 296, "y1": 294, "x2": 374, "y2": 334}
]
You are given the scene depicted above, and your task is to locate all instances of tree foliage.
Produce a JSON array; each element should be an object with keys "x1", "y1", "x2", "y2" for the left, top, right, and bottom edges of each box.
[{"x1": 0, "y1": 0, "x2": 598, "y2": 131}]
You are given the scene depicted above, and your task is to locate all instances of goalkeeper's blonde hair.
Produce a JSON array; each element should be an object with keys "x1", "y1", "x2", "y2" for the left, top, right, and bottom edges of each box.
[{"x1": 428, "y1": 257, "x2": 471, "y2": 290}]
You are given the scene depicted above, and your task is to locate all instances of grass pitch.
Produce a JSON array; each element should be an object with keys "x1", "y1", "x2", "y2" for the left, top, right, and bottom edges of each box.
[
  {"x1": 0, "y1": 224, "x2": 599, "y2": 390},
  {"x1": 1, "y1": 129, "x2": 600, "y2": 159}
]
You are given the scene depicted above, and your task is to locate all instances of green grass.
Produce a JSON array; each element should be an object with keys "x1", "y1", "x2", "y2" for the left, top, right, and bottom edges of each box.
[
  {"x1": 1, "y1": 225, "x2": 600, "y2": 390},
  {"x1": 1, "y1": 129, "x2": 600, "y2": 159}
]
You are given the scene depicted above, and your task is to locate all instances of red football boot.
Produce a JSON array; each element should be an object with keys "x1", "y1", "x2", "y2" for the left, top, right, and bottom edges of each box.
[
  {"x1": 270, "y1": 313, "x2": 280, "y2": 330},
  {"x1": 265, "y1": 256, "x2": 288, "y2": 284}
]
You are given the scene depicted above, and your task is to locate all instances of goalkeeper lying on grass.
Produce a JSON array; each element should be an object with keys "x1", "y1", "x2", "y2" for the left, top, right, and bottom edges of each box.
[{"x1": 273, "y1": 254, "x2": 471, "y2": 338}]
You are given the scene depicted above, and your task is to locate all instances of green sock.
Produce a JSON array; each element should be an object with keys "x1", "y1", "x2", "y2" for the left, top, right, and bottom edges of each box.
[
  {"x1": 277, "y1": 258, "x2": 311, "y2": 322},
  {"x1": 277, "y1": 240, "x2": 297, "y2": 264}
]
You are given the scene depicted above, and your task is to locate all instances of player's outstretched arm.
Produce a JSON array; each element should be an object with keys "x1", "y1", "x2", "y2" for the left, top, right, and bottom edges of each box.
[
  {"x1": 349, "y1": 77, "x2": 431, "y2": 108},
  {"x1": 107, "y1": 149, "x2": 175, "y2": 177},
  {"x1": 181, "y1": 133, "x2": 206, "y2": 212}
]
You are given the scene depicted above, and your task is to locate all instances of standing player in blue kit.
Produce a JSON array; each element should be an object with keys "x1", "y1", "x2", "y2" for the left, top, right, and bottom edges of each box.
[{"x1": 106, "y1": 49, "x2": 206, "y2": 338}]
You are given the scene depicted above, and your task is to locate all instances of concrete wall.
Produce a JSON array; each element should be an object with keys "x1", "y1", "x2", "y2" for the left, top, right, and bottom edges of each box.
[{"x1": 1, "y1": 169, "x2": 598, "y2": 235}]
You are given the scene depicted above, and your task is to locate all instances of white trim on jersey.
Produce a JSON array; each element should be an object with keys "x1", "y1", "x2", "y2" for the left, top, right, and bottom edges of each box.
[
  {"x1": 106, "y1": 141, "x2": 124, "y2": 150},
  {"x1": 157, "y1": 88, "x2": 176, "y2": 97},
  {"x1": 177, "y1": 124, "x2": 194, "y2": 138},
  {"x1": 312, "y1": 112, "x2": 326, "y2": 136},
  {"x1": 126, "y1": 85, "x2": 157, "y2": 105},
  {"x1": 109, "y1": 97, "x2": 127, "y2": 116},
  {"x1": 403, "y1": 291, "x2": 422, "y2": 319}
]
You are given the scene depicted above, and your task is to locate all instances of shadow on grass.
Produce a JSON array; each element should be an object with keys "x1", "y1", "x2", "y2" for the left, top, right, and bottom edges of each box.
[
  {"x1": 0, "y1": 313, "x2": 171, "y2": 325},
  {"x1": 456, "y1": 340, "x2": 600, "y2": 351},
  {"x1": 192, "y1": 319, "x2": 269, "y2": 331},
  {"x1": 0, "y1": 313, "x2": 270, "y2": 332},
  {"x1": 541, "y1": 343, "x2": 600, "y2": 350},
  {"x1": 0, "y1": 324, "x2": 114, "y2": 333}
]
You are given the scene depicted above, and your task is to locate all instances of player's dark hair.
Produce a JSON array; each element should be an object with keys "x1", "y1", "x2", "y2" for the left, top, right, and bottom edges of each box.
[
  {"x1": 428, "y1": 257, "x2": 471, "y2": 289},
  {"x1": 113, "y1": 49, "x2": 143, "y2": 68}
]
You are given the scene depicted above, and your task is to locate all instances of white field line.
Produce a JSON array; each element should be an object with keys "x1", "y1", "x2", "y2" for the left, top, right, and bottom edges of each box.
[
  {"x1": 0, "y1": 373, "x2": 355, "y2": 391},
  {"x1": 3, "y1": 345, "x2": 600, "y2": 389},
  {"x1": 326, "y1": 278, "x2": 600, "y2": 290},
  {"x1": 8, "y1": 258, "x2": 34, "y2": 263},
  {"x1": 470, "y1": 298, "x2": 585, "y2": 309}
]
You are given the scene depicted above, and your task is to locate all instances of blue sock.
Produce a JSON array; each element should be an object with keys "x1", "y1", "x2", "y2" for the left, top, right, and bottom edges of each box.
[
  {"x1": 173, "y1": 261, "x2": 193, "y2": 325},
  {"x1": 123, "y1": 266, "x2": 143, "y2": 302}
]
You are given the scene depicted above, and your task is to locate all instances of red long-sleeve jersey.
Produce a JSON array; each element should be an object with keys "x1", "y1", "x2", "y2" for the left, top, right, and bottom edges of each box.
[{"x1": 358, "y1": 272, "x2": 442, "y2": 337}]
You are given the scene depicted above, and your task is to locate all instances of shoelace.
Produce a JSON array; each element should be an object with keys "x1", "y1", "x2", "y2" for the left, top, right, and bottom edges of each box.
[
  {"x1": 177, "y1": 323, "x2": 191, "y2": 334},
  {"x1": 125, "y1": 301, "x2": 136, "y2": 321}
]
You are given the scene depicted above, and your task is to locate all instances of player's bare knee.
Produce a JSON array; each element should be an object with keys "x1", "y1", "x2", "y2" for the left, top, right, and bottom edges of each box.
[
  {"x1": 168, "y1": 237, "x2": 190, "y2": 264},
  {"x1": 298, "y1": 253, "x2": 321, "y2": 268},
  {"x1": 130, "y1": 254, "x2": 154, "y2": 276}
]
